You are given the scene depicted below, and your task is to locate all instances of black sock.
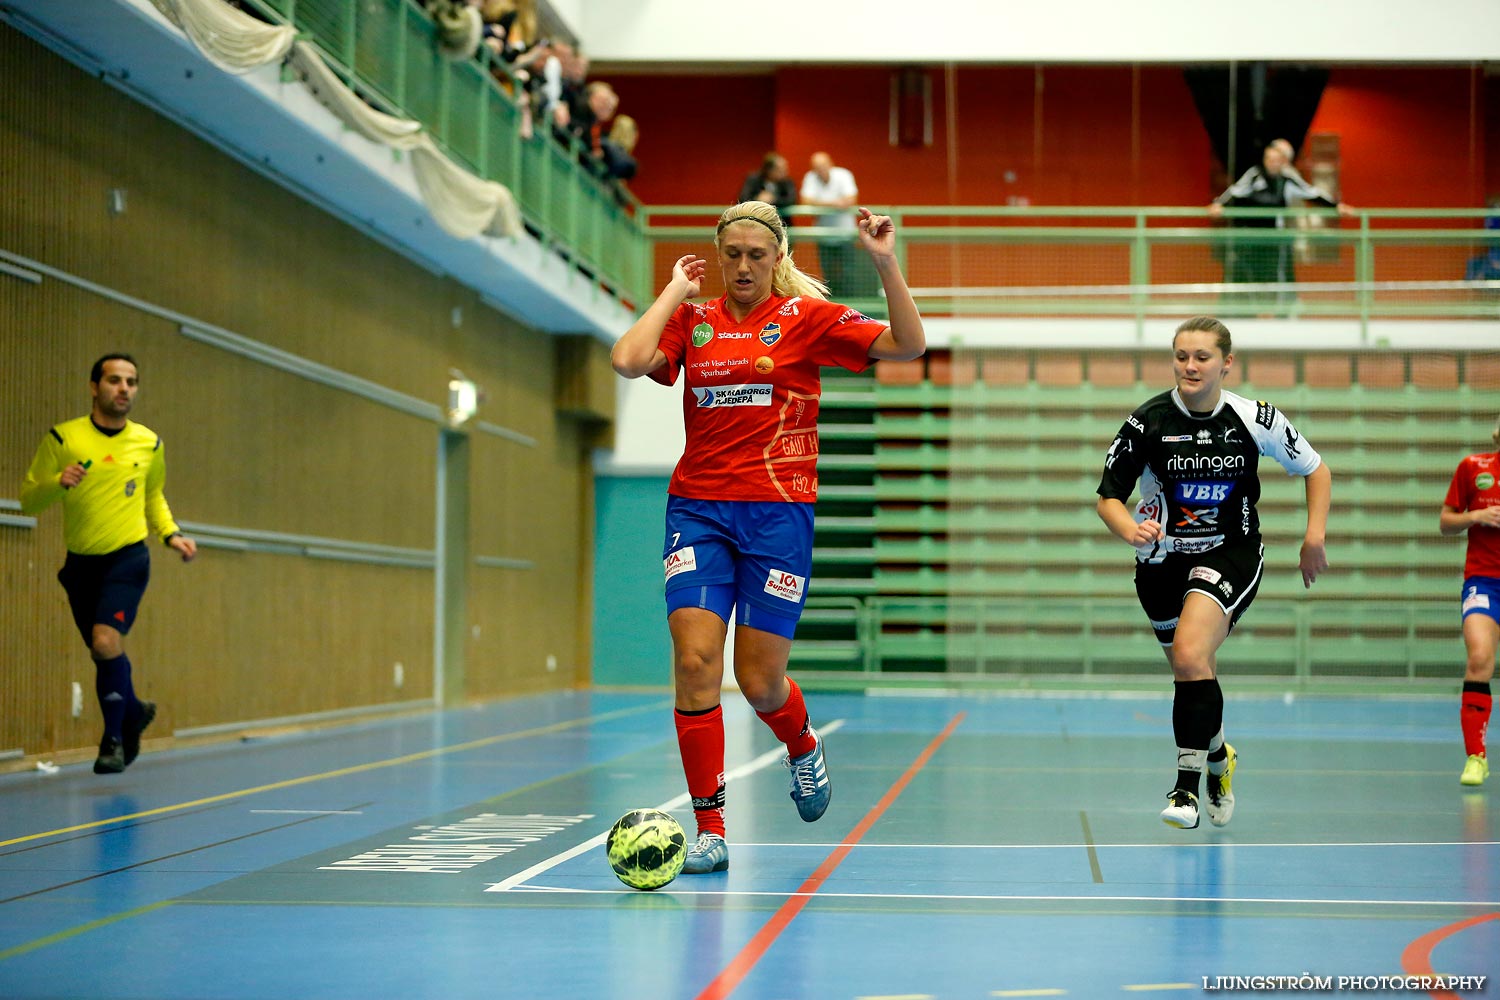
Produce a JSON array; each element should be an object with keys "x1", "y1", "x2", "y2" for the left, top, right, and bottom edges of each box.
[
  {"x1": 1464, "y1": 680, "x2": 1492, "y2": 696},
  {"x1": 94, "y1": 654, "x2": 134, "y2": 742},
  {"x1": 1172, "y1": 678, "x2": 1223, "y2": 794}
]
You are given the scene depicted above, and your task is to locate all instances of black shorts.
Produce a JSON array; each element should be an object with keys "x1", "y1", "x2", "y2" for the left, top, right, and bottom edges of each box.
[
  {"x1": 57, "y1": 541, "x2": 151, "y2": 646},
  {"x1": 1133, "y1": 540, "x2": 1264, "y2": 647}
]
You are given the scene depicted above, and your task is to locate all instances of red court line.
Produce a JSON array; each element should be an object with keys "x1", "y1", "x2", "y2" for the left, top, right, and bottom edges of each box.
[
  {"x1": 1400, "y1": 911, "x2": 1499, "y2": 1000},
  {"x1": 695, "y1": 712, "x2": 967, "y2": 1000}
]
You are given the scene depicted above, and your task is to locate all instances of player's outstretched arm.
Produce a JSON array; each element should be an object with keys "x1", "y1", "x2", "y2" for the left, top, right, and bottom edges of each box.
[
  {"x1": 612, "y1": 254, "x2": 706, "y2": 379},
  {"x1": 858, "y1": 209, "x2": 925, "y2": 362}
]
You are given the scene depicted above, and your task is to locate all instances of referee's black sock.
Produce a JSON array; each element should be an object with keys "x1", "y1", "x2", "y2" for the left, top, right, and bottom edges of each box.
[
  {"x1": 1173, "y1": 678, "x2": 1224, "y2": 795},
  {"x1": 94, "y1": 654, "x2": 133, "y2": 742}
]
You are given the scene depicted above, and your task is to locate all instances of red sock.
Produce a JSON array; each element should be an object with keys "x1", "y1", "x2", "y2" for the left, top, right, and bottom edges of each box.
[
  {"x1": 1462, "y1": 685, "x2": 1491, "y2": 758},
  {"x1": 674, "y1": 706, "x2": 725, "y2": 838},
  {"x1": 755, "y1": 677, "x2": 817, "y2": 759}
]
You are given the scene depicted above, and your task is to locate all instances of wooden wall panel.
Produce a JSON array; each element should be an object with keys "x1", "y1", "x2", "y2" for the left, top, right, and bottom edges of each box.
[{"x1": 1, "y1": 24, "x2": 592, "y2": 760}]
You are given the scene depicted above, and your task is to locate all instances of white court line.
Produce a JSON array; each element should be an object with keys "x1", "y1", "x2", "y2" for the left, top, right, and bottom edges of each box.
[
  {"x1": 249, "y1": 809, "x2": 364, "y2": 815},
  {"x1": 485, "y1": 719, "x2": 846, "y2": 893},
  {"x1": 498, "y1": 887, "x2": 1500, "y2": 907},
  {"x1": 656, "y1": 840, "x2": 1500, "y2": 850}
]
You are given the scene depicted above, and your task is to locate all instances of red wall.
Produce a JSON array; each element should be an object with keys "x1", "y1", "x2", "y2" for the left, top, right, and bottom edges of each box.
[{"x1": 610, "y1": 65, "x2": 1490, "y2": 210}]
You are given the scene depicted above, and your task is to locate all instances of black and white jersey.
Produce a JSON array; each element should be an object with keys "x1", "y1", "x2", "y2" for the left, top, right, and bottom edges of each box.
[{"x1": 1098, "y1": 388, "x2": 1322, "y2": 564}]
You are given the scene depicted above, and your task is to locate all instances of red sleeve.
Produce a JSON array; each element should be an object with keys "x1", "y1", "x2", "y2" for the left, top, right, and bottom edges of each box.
[
  {"x1": 647, "y1": 302, "x2": 694, "y2": 387},
  {"x1": 1445, "y1": 457, "x2": 1472, "y2": 510},
  {"x1": 803, "y1": 299, "x2": 886, "y2": 373}
]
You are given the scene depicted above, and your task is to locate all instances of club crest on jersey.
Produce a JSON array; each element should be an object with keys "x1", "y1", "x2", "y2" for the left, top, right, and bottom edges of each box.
[
  {"x1": 759, "y1": 323, "x2": 781, "y2": 346},
  {"x1": 692, "y1": 323, "x2": 714, "y2": 348},
  {"x1": 1478, "y1": 473, "x2": 1496, "y2": 490}
]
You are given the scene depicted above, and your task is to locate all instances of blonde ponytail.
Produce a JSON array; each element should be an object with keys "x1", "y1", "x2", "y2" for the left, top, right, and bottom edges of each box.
[{"x1": 715, "y1": 201, "x2": 829, "y2": 301}]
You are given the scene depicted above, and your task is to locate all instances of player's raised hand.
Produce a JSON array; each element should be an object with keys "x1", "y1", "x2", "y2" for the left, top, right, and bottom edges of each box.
[
  {"x1": 856, "y1": 208, "x2": 896, "y2": 258},
  {"x1": 671, "y1": 254, "x2": 707, "y2": 298}
]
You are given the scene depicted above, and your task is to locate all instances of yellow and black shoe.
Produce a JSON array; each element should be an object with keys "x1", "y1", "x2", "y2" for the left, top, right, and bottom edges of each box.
[
  {"x1": 1161, "y1": 788, "x2": 1200, "y2": 829},
  {"x1": 1206, "y1": 744, "x2": 1237, "y2": 827}
]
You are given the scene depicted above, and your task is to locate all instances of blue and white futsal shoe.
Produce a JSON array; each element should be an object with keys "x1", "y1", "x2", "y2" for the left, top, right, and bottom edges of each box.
[
  {"x1": 786, "y1": 729, "x2": 831, "y2": 822},
  {"x1": 682, "y1": 832, "x2": 729, "y2": 874}
]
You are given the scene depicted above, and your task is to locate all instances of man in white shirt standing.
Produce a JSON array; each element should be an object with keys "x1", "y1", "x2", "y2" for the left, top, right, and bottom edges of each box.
[{"x1": 800, "y1": 152, "x2": 867, "y2": 299}]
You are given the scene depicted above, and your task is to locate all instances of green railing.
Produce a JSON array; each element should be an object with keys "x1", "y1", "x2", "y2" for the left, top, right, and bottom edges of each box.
[
  {"x1": 642, "y1": 205, "x2": 1500, "y2": 341},
  {"x1": 242, "y1": 0, "x2": 646, "y2": 301}
]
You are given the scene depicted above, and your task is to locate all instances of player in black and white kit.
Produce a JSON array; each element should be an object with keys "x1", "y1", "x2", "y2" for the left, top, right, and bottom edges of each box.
[{"x1": 1097, "y1": 317, "x2": 1331, "y2": 830}]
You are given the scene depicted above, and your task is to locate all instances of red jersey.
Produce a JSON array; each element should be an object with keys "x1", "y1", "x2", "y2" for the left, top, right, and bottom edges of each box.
[
  {"x1": 1445, "y1": 451, "x2": 1500, "y2": 579},
  {"x1": 649, "y1": 294, "x2": 885, "y2": 502}
]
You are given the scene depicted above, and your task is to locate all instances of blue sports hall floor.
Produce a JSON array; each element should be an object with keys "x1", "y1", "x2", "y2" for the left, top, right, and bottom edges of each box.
[{"x1": 0, "y1": 688, "x2": 1495, "y2": 999}]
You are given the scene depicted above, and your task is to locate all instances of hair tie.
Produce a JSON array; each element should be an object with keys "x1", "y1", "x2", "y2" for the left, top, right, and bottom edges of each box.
[{"x1": 717, "y1": 215, "x2": 783, "y2": 241}]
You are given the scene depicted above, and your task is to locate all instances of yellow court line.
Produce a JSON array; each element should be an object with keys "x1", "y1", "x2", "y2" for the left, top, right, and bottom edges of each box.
[
  {"x1": 0, "y1": 901, "x2": 173, "y2": 961},
  {"x1": 0, "y1": 699, "x2": 669, "y2": 848},
  {"x1": 1122, "y1": 986, "x2": 1196, "y2": 993}
]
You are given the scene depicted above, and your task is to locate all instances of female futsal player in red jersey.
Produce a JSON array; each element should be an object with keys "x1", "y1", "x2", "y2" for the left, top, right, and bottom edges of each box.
[
  {"x1": 611, "y1": 200, "x2": 924, "y2": 872},
  {"x1": 1441, "y1": 415, "x2": 1500, "y2": 786}
]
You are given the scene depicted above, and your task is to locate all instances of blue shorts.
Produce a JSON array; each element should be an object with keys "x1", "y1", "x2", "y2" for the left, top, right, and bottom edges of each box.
[
  {"x1": 662, "y1": 496, "x2": 815, "y2": 639},
  {"x1": 57, "y1": 541, "x2": 151, "y2": 646},
  {"x1": 1462, "y1": 576, "x2": 1500, "y2": 624}
]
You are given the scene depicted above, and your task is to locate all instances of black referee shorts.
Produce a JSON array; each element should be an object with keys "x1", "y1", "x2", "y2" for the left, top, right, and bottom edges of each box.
[
  {"x1": 57, "y1": 541, "x2": 151, "y2": 646},
  {"x1": 1133, "y1": 540, "x2": 1264, "y2": 647}
]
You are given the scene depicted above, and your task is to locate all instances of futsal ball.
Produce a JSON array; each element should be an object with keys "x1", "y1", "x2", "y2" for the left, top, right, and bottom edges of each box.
[{"x1": 606, "y1": 809, "x2": 687, "y2": 890}]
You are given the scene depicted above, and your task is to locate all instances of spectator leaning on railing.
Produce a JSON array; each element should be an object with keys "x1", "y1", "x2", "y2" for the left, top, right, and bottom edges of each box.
[{"x1": 1207, "y1": 142, "x2": 1354, "y2": 295}]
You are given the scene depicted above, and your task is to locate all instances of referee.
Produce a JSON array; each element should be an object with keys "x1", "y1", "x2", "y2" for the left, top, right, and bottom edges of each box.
[{"x1": 20, "y1": 354, "x2": 196, "y2": 773}]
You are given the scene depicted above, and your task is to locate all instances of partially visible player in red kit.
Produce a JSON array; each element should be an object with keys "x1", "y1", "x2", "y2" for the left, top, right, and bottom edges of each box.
[
  {"x1": 1441, "y1": 415, "x2": 1500, "y2": 786},
  {"x1": 611, "y1": 200, "x2": 925, "y2": 873}
]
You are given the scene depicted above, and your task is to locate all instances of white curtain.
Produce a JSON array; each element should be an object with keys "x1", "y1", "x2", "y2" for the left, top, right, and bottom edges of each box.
[
  {"x1": 152, "y1": 1, "x2": 522, "y2": 240},
  {"x1": 148, "y1": 0, "x2": 295, "y2": 73}
]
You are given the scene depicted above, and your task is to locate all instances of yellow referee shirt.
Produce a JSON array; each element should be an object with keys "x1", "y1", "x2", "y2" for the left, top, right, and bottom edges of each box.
[{"x1": 20, "y1": 416, "x2": 181, "y2": 556}]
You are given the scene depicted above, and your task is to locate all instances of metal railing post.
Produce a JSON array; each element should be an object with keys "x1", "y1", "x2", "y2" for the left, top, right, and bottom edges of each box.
[
  {"x1": 1131, "y1": 211, "x2": 1149, "y2": 343},
  {"x1": 1357, "y1": 213, "x2": 1372, "y2": 345}
]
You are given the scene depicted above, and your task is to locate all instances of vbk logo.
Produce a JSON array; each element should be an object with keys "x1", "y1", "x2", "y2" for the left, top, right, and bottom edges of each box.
[
  {"x1": 759, "y1": 323, "x2": 781, "y2": 346},
  {"x1": 1174, "y1": 481, "x2": 1232, "y2": 503}
]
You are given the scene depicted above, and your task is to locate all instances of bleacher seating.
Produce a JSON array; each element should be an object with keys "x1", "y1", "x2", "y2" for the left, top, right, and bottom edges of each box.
[{"x1": 796, "y1": 348, "x2": 1500, "y2": 678}]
